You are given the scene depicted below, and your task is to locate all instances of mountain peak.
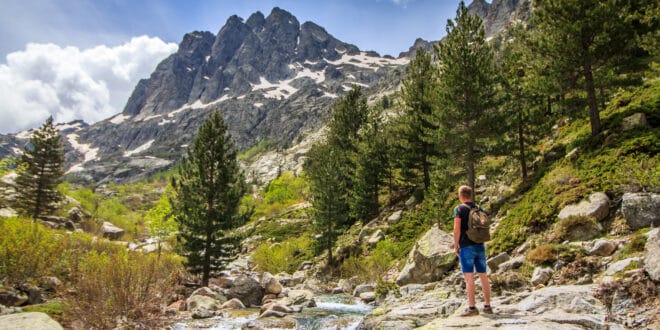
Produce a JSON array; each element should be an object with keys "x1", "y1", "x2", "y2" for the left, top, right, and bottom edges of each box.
[{"x1": 246, "y1": 11, "x2": 265, "y2": 31}]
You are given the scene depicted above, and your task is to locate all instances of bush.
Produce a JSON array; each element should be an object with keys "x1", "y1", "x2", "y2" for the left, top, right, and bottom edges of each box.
[
  {"x1": 553, "y1": 215, "x2": 600, "y2": 242},
  {"x1": 0, "y1": 218, "x2": 69, "y2": 284},
  {"x1": 615, "y1": 230, "x2": 647, "y2": 260},
  {"x1": 527, "y1": 244, "x2": 558, "y2": 266},
  {"x1": 66, "y1": 250, "x2": 183, "y2": 329},
  {"x1": 556, "y1": 256, "x2": 601, "y2": 284},
  {"x1": 489, "y1": 271, "x2": 529, "y2": 294},
  {"x1": 251, "y1": 237, "x2": 313, "y2": 274}
]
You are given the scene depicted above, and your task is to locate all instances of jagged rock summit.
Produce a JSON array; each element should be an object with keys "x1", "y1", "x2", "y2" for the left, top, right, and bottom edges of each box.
[{"x1": 2, "y1": 7, "x2": 408, "y2": 183}]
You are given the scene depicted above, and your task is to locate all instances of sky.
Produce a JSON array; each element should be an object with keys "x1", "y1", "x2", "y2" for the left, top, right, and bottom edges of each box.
[{"x1": 0, "y1": 0, "x2": 465, "y2": 134}]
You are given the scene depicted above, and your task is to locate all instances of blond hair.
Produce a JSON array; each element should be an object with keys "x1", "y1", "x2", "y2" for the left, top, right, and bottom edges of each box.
[{"x1": 458, "y1": 185, "x2": 473, "y2": 200}]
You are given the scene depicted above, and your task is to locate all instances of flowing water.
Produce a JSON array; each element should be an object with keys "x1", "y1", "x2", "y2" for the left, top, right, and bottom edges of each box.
[{"x1": 171, "y1": 294, "x2": 372, "y2": 330}]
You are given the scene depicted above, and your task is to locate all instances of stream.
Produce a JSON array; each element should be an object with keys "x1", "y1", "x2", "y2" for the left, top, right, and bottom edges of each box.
[{"x1": 172, "y1": 294, "x2": 373, "y2": 330}]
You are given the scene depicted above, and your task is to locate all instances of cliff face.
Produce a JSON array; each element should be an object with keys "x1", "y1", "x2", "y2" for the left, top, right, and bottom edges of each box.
[{"x1": 468, "y1": 0, "x2": 531, "y2": 38}]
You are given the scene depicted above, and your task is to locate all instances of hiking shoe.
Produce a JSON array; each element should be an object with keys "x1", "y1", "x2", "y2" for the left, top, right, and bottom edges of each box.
[
  {"x1": 483, "y1": 306, "x2": 494, "y2": 314},
  {"x1": 459, "y1": 307, "x2": 479, "y2": 317}
]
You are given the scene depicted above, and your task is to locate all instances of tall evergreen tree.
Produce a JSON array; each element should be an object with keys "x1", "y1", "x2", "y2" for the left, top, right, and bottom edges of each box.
[
  {"x1": 350, "y1": 107, "x2": 388, "y2": 221},
  {"x1": 170, "y1": 111, "x2": 246, "y2": 286},
  {"x1": 399, "y1": 48, "x2": 439, "y2": 192},
  {"x1": 435, "y1": 2, "x2": 499, "y2": 191},
  {"x1": 15, "y1": 116, "x2": 64, "y2": 219},
  {"x1": 305, "y1": 143, "x2": 348, "y2": 267},
  {"x1": 500, "y1": 27, "x2": 554, "y2": 180},
  {"x1": 533, "y1": 0, "x2": 641, "y2": 136}
]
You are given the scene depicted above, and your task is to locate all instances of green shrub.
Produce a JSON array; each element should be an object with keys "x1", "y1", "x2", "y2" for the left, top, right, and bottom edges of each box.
[
  {"x1": 251, "y1": 236, "x2": 313, "y2": 274},
  {"x1": 553, "y1": 215, "x2": 600, "y2": 242},
  {"x1": 22, "y1": 300, "x2": 68, "y2": 321},
  {"x1": 615, "y1": 230, "x2": 648, "y2": 260},
  {"x1": 247, "y1": 172, "x2": 309, "y2": 220}
]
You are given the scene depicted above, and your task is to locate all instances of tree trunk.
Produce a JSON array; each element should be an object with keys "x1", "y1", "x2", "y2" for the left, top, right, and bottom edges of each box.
[
  {"x1": 583, "y1": 62, "x2": 601, "y2": 136},
  {"x1": 202, "y1": 228, "x2": 212, "y2": 287},
  {"x1": 517, "y1": 103, "x2": 527, "y2": 180},
  {"x1": 423, "y1": 157, "x2": 430, "y2": 193},
  {"x1": 466, "y1": 144, "x2": 475, "y2": 195}
]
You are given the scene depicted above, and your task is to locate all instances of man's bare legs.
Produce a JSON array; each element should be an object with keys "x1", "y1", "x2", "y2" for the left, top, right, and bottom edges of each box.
[{"x1": 478, "y1": 272, "x2": 491, "y2": 307}]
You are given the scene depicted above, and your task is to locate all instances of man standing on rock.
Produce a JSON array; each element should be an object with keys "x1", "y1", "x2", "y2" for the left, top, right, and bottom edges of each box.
[{"x1": 453, "y1": 185, "x2": 492, "y2": 316}]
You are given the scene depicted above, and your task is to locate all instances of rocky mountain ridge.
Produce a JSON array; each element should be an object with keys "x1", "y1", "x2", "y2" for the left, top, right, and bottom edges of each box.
[{"x1": 0, "y1": 2, "x2": 527, "y2": 184}]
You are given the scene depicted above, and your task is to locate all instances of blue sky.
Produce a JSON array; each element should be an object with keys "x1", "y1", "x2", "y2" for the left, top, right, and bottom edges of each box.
[{"x1": 0, "y1": 0, "x2": 466, "y2": 133}]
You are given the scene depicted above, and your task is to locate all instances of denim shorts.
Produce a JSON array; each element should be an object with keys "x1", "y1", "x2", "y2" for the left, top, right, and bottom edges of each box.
[{"x1": 459, "y1": 244, "x2": 487, "y2": 273}]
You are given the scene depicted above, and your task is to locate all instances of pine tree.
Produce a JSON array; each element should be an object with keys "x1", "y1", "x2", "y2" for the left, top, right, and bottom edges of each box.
[
  {"x1": 305, "y1": 143, "x2": 348, "y2": 267},
  {"x1": 15, "y1": 116, "x2": 64, "y2": 219},
  {"x1": 399, "y1": 48, "x2": 439, "y2": 192},
  {"x1": 170, "y1": 111, "x2": 246, "y2": 286},
  {"x1": 435, "y1": 2, "x2": 499, "y2": 191},
  {"x1": 532, "y1": 0, "x2": 641, "y2": 136},
  {"x1": 350, "y1": 107, "x2": 388, "y2": 221},
  {"x1": 500, "y1": 27, "x2": 555, "y2": 180}
]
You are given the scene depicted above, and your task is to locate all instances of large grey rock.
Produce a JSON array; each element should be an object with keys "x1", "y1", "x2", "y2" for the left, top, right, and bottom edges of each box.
[
  {"x1": 644, "y1": 228, "x2": 660, "y2": 282},
  {"x1": 191, "y1": 306, "x2": 213, "y2": 319},
  {"x1": 353, "y1": 284, "x2": 375, "y2": 297},
  {"x1": 531, "y1": 267, "x2": 553, "y2": 286},
  {"x1": 387, "y1": 210, "x2": 403, "y2": 224},
  {"x1": 621, "y1": 112, "x2": 648, "y2": 131},
  {"x1": 221, "y1": 298, "x2": 246, "y2": 309},
  {"x1": 516, "y1": 285, "x2": 606, "y2": 314},
  {"x1": 621, "y1": 193, "x2": 660, "y2": 230},
  {"x1": 190, "y1": 286, "x2": 225, "y2": 301},
  {"x1": 604, "y1": 257, "x2": 643, "y2": 276},
  {"x1": 558, "y1": 192, "x2": 610, "y2": 222},
  {"x1": 498, "y1": 255, "x2": 526, "y2": 272},
  {"x1": 487, "y1": 252, "x2": 510, "y2": 272},
  {"x1": 101, "y1": 221, "x2": 124, "y2": 240},
  {"x1": 366, "y1": 229, "x2": 385, "y2": 247},
  {"x1": 396, "y1": 226, "x2": 456, "y2": 286},
  {"x1": 225, "y1": 274, "x2": 263, "y2": 307},
  {"x1": 589, "y1": 239, "x2": 617, "y2": 256},
  {"x1": 283, "y1": 289, "x2": 315, "y2": 308},
  {"x1": 0, "y1": 312, "x2": 63, "y2": 330},
  {"x1": 260, "y1": 272, "x2": 283, "y2": 295},
  {"x1": 186, "y1": 295, "x2": 220, "y2": 312}
]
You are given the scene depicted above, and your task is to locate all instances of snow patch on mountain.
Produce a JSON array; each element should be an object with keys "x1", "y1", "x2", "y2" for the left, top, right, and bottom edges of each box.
[
  {"x1": 124, "y1": 139, "x2": 155, "y2": 157},
  {"x1": 110, "y1": 114, "x2": 131, "y2": 124}
]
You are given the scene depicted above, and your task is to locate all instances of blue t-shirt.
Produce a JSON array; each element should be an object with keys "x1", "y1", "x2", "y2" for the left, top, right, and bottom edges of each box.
[{"x1": 452, "y1": 202, "x2": 484, "y2": 248}]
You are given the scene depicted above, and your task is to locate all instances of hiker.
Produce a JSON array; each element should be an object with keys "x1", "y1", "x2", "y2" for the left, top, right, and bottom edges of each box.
[{"x1": 453, "y1": 185, "x2": 492, "y2": 316}]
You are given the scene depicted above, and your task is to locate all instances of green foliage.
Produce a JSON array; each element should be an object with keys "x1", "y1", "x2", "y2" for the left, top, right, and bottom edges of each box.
[
  {"x1": 0, "y1": 217, "x2": 68, "y2": 284},
  {"x1": 247, "y1": 172, "x2": 310, "y2": 219},
  {"x1": 251, "y1": 237, "x2": 314, "y2": 274},
  {"x1": 0, "y1": 157, "x2": 16, "y2": 177},
  {"x1": 22, "y1": 300, "x2": 68, "y2": 321},
  {"x1": 553, "y1": 215, "x2": 599, "y2": 242},
  {"x1": 238, "y1": 139, "x2": 275, "y2": 162},
  {"x1": 435, "y1": 2, "x2": 500, "y2": 189},
  {"x1": 615, "y1": 230, "x2": 648, "y2": 261},
  {"x1": 252, "y1": 218, "x2": 313, "y2": 244},
  {"x1": 527, "y1": 244, "x2": 558, "y2": 266},
  {"x1": 15, "y1": 116, "x2": 65, "y2": 218},
  {"x1": 171, "y1": 111, "x2": 247, "y2": 286},
  {"x1": 144, "y1": 187, "x2": 178, "y2": 250},
  {"x1": 397, "y1": 48, "x2": 439, "y2": 191}
]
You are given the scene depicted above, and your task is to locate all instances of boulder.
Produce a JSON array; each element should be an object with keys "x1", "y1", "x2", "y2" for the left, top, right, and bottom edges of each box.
[
  {"x1": 645, "y1": 228, "x2": 660, "y2": 282},
  {"x1": 101, "y1": 221, "x2": 124, "y2": 240},
  {"x1": 360, "y1": 292, "x2": 376, "y2": 303},
  {"x1": 67, "y1": 207, "x2": 88, "y2": 222},
  {"x1": 290, "y1": 271, "x2": 306, "y2": 286},
  {"x1": 225, "y1": 274, "x2": 264, "y2": 307},
  {"x1": 260, "y1": 302, "x2": 293, "y2": 314},
  {"x1": 336, "y1": 278, "x2": 355, "y2": 294},
  {"x1": 190, "y1": 286, "x2": 225, "y2": 302},
  {"x1": 283, "y1": 289, "x2": 315, "y2": 307},
  {"x1": 353, "y1": 284, "x2": 375, "y2": 297},
  {"x1": 366, "y1": 229, "x2": 385, "y2": 247},
  {"x1": 516, "y1": 285, "x2": 606, "y2": 315},
  {"x1": 531, "y1": 267, "x2": 553, "y2": 286},
  {"x1": 387, "y1": 210, "x2": 403, "y2": 224},
  {"x1": 191, "y1": 306, "x2": 213, "y2": 319},
  {"x1": 40, "y1": 276, "x2": 61, "y2": 292},
  {"x1": 498, "y1": 256, "x2": 526, "y2": 273},
  {"x1": 588, "y1": 239, "x2": 617, "y2": 257},
  {"x1": 565, "y1": 147, "x2": 579, "y2": 160},
  {"x1": 186, "y1": 295, "x2": 220, "y2": 311},
  {"x1": 0, "y1": 312, "x2": 63, "y2": 330},
  {"x1": 17, "y1": 284, "x2": 44, "y2": 305},
  {"x1": 298, "y1": 261, "x2": 313, "y2": 271},
  {"x1": 396, "y1": 226, "x2": 456, "y2": 286},
  {"x1": 260, "y1": 272, "x2": 283, "y2": 295},
  {"x1": 604, "y1": 257, "x2": 643, "y2": 276},
  {"x1": 558, "y1": 192, "x2": 610, "y2": 222},
  {"x1": 487, "y1": 252, "x2": 510, "y2": 272},
  {"x1": 621, "y1": 112, "x2": 648, "y2": 131},
  {"x1": 221, "y1": 298, "x2": 246, "y2": 309},
  {"x1": 621, "y1": 193, "x2": 660, "y2": 230},
  {"x1": 405, "y1": 196, "x2": 417, "y2": 208},
  {"x1": 0, "y1": 287, "x2": 28, "y2": 307}
]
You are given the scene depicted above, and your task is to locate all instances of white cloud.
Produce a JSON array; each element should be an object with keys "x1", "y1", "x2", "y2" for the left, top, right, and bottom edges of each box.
[{"x1": 0, "y1": 36, "x2": 178, "y2": 134}]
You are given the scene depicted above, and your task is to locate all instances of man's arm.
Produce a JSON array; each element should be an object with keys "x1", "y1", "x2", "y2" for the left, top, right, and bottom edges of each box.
[{"x1": 453, "y1": 216, "x2": 461, "y2": 256}]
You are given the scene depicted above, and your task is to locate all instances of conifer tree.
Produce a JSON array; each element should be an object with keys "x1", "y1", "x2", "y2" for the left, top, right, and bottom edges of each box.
[
  {"x1": 435, "y1": 2, "x2": 498, "y2": 191},
  {"x1": 350, "y1": 107, "x2": 388, "y2": 221},
  {"x1": 532, "y1": 0, "x2": 640, "y2": 136},
  {"x1": 305, "y1": 143, "x2": 347, "y2": 267},
  {"x1": 170, "y1": 111, "x2": 246, "y2": 286},
  {"x1": 15, "y1": 116, "x2": 64, "y2": 219},
  {"x1": 399, "y1": 48, "x2": 439, "y2": 192}
]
